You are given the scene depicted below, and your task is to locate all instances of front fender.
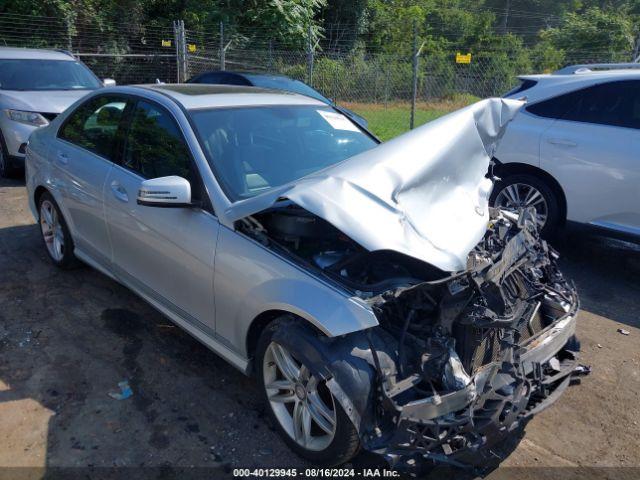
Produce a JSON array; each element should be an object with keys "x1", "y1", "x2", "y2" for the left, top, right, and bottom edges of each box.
[
  {"x1": 213, "y1": 226, "x2": 380, "y2": 358},
  {"x1": 236, "y1": 277, "x2": 378, "y2": 345}
]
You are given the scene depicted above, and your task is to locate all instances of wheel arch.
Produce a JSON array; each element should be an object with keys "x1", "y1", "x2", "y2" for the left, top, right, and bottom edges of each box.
[
  {"x1": 492, "y1": 160, "x2": 568, "y2": 225},
  {"x1": 245, "y1": 309, "x2": 326, "y2": 374},
  {"x1": 32, "y1": 185, "x2": 78, "y2": 241},
  {"x1": 33, "y1": 185, "x2": 49, "y2": 211}
]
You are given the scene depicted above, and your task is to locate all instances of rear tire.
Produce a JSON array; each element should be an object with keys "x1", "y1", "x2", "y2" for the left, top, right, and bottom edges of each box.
[
  {"x1": 256, "y1": 317, "x2": 360, "y2": 465},
  {"x1": 37, "y1": 191, "x2": 78, "y2": 269},
  {"x1": 490, "y1": 173, "x2": 561, "y2": 238}
]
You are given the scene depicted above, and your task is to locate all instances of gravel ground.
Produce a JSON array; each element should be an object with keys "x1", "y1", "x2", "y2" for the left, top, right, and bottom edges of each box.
[{"x1": 0, "y1": 176, "x2": 638, "y2": 479}]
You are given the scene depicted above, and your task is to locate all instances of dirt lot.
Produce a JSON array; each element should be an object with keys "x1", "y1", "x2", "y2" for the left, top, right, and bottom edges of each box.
[{"x1": 0, "y1": 176, "x2": 639, "y2": 479}]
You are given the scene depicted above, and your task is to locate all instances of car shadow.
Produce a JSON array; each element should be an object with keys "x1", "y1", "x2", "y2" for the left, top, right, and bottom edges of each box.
[
  {"x1": 0, "y1": 175, "x2": 26, "y2": 188},
  {"x1": 0, "y1": 223, "x2": 301, "y2": 479},
  {"x1": 554, "y1": 227, "x2": 640, "y2": 329}
]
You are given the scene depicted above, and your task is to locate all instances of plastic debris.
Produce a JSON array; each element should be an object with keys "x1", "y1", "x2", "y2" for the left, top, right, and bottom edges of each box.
[
  {"x1": 596, "y1": 344, "x2": 603, "y2": 348},
  {"x1": 573, "y1": 364, "x2": 592, "y2": 376},
  {"x1": 617, "y1": 328, "x2": 630, "y2": 336},
  {"x1": 108, "y1": 380, "x2": 133, "y2": 400}
]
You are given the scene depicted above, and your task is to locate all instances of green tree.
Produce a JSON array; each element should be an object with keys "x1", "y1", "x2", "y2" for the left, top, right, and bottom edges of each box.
[{"x1": 540, "y1": 6, "x2": 636, "y2": 63}]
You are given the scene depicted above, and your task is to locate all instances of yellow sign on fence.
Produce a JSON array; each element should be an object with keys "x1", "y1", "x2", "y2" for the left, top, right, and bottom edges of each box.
[
  {"x1": 161, "y1": 39, "x2": 172, "y2": 47},
  {"x1": 188, "y1": 44, "x2": 197, "y2": 52},
  {"x1": 455, "y1": 52, "x2": 472, "y2": 64}
]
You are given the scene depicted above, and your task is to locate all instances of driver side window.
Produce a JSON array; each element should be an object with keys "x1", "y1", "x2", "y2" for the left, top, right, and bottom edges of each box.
[
  {"x1": 59, "y1": 95, "x2": 127, "y2": 160},
  {"x1": 121, "y1": 101, "x2": 192, "y2": 180}
]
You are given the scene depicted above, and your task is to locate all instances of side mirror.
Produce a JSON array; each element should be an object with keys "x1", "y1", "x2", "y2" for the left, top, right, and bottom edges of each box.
[
  {"x1": 103, "y1": 78, "x2": 117, "y2": 87},
  {"x1": 137, "y1": 176, "x2": 192, "y2": 208}
]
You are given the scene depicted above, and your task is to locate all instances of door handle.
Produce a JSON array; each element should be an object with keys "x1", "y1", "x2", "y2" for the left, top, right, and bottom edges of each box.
[
  {"x1": 56, "y1": 151, "x2": 69, "y2": 164},
  {"x1": 547, "y1": 138, "x2": 577, "y2": 147},
  {"x1": 110, "y1": 181, "x2": 129, "y2": 203}
]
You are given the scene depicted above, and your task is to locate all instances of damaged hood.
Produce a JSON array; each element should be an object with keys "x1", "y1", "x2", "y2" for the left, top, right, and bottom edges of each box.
[{"x1": 226, "y1": 98, "x2": 524, "y2": 272}]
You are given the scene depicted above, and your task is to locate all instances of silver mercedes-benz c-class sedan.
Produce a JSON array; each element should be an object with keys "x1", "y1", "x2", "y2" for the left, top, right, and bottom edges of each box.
[{"x1": 25, "y1": 84, "x2": 585, "y2": 473}]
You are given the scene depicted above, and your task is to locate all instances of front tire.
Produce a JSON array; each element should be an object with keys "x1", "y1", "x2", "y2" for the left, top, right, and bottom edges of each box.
[
  {"x1": 38, "y1": 191, "x2": 77, "y2": 269},
  {"x1": 256, "y1": 318, "x2": 360, "y2": 465},
  {"x1": 490, "y1": 173, "x2": 561, "y2": 237}
]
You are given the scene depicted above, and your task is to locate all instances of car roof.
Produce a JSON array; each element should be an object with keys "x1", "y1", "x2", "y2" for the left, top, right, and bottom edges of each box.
[
  {"x1": 236, "y1": 72, "x2": 300, "y2": 82},
  {"x1": 135, "y1": 83, "x2": 327, "y2": 109},
  {"x1": 0, "y1": 47, "x2": 76, "y2": 61},
  {"x1": 193, "y1": 71, "x2": 295, "y2": 82},
  {"x1": 510, "y1": 69, "x2": 640, "y2": 103}
]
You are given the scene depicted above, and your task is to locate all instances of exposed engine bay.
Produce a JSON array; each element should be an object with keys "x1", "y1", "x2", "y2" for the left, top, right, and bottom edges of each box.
[
  {"x1": 238, "y1": 200, "x2": 585, "y2": 473},
  {"x1": 238, "y1": 201, "x2": 448, "y2": 295}
]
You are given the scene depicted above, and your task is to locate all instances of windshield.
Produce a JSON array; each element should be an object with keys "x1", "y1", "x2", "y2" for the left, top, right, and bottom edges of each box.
[
  {"x1": 244, "y1": 75, "x2": 330, "y2": 103},
  {"x1": 0, "y1": 59, "x2": 102, "y2": 91},
  {"x1": 191, "y1": 105, "x2": 378, "y2": 201}
]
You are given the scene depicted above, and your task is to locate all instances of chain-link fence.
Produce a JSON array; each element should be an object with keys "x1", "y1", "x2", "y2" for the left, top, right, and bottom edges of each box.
[
  {"x1": 0, "y1": 12, "x2": 178, "y2": 84},
  {"x1": 1, "y1": 12, "x2": 637, "y2": 140}
]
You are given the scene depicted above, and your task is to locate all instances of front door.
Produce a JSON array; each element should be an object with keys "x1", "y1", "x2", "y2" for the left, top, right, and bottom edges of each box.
[{"x1": 104, "y1": 99, "x2": 219, "y2": 331}]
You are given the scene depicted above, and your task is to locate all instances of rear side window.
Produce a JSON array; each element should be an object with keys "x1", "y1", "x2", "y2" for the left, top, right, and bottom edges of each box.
[
  {"x1": 527, "y1": 80, "x2": 640, "y2": 129},
  {"x1": 563, "y1": 81, "x2": 640, "y2": 129},
  {"x1": 59, "y1": 95, "x2": 127, "y2": 159},
  {"x1": 121, "y1": 100, "x2": 192, "y2": 180},
  {"x1": 526, "y1": 89, "x2": 583, "y2": 119}
]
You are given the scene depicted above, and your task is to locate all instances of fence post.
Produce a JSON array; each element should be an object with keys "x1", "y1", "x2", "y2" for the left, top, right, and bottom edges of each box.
[
  {"x1": 307, "y1": 24, "x2": 314, "y2": 86},
  {"x1": 268, "y1": 39, "x2": 273, "y2": 71},
  {"x1": 181, "y1": 20, "x2": 188, "y2": 80},
  {"x1": 173, "y1": 20, "x2": 181, "y2": 82},
  {"x1": 65, "y1": 16, "x2": 73, "y2": 53},
  {"x1": 410, "y1": 21, "x2": 418, "y2": 130},
  {"x1": 384, "y1": 63, "x2": 390, "y2": 109},
  {"x1": 219, "y1": 21, "x2": 225, "y2": 71}
]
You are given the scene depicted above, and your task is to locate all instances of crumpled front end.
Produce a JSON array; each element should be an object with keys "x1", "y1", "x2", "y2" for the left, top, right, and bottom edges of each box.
[
  {"x1": 226, "y1": 98, "x2": 525, "y2": 273},
  {"x1": 266, "y1": 208, "x2": 585, "y2": 473}
]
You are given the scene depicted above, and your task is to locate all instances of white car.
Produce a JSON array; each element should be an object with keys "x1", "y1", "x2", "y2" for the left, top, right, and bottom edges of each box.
[
  {"x1": 494, "y1": 63, "x2": 640, "y2": 238},
  {"x1": 0, "y1": 47, "x2": 114, "y2": 177}
]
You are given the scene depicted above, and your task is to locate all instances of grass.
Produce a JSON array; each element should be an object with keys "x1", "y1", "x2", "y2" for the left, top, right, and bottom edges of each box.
[{"x1": 342, "y1": 94, "x2": 480, "y2": 141}]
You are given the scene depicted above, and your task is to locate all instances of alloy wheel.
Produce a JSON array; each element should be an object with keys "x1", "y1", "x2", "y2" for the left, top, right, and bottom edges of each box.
[
  {"x1": 263, "y1": 342, "x2": 337, "y2": 451},
  {"x1": 494, "y1": 182, "x2": 548, "y2": 229},
  {"x1": 40, "y1": 199, "x2": 65, "y2": 262}
]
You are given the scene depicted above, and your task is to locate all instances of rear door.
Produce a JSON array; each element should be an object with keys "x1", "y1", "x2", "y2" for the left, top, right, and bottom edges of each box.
[
  {"x1": 537, "y1": 80, "x2": 640, "y2": 233},
  {"x1": 103, "y1": 98, "x2": 219, "y2": 332},
  {"x1": 55, "y1": 94, "x2": 129, "y2": 266}
]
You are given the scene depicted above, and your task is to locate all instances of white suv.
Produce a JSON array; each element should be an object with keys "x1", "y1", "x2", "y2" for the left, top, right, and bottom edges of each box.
[
  {"x1": 493, "y1": 63, "x2": 640, "y2": 238},
  {"x1": 0, "y1": 47, "x2": 114, "y2": 177}
]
